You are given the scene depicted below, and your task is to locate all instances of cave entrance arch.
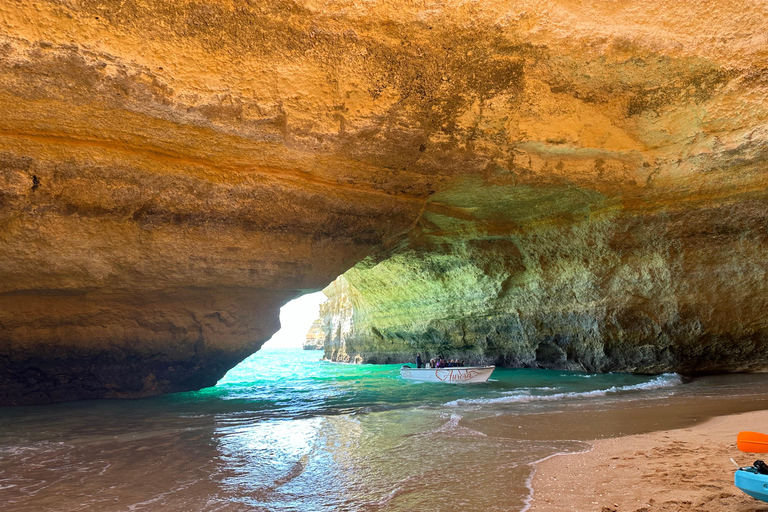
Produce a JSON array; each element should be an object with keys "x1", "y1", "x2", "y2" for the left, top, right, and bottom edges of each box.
[
  {"x1": 217, "y1": 291, "x2": 327, "y2": 386},
  {"x1": 261, "y1": 292, "x2": 327, "y2": 350}
]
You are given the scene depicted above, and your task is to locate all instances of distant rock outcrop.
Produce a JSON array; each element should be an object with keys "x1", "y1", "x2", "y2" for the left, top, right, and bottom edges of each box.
[{"x1": 303, "y1": 319, "x2": 325, "y2": 350}]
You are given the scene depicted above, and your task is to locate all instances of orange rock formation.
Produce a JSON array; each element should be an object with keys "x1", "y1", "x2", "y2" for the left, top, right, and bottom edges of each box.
[{"x1": 2, "y1": 0, "x2": 768, "y2": 403}]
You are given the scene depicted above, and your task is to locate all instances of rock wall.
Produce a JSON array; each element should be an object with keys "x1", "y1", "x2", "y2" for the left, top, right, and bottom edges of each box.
[
  {"x1": 2, "y1": 0, "x2": 768, "y2": 402},
  {"x1": 321, "y1": 181, "x2": 768, "y2": 374},
  {"x1": 309, "y1": 0, "x2": 768, "y2": 375},
  {"x1": 0, "y1": 0, "x2": 431, "y2": 404}
]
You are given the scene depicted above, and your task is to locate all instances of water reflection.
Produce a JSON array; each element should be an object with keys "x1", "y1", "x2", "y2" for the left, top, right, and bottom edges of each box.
[
  {"x1": 215, "y1": 417, "x2": 327, "y2": 507},
  {"x1": 216, "y1": 408, "x2": 544, "y2": 512},
  {"x1": 211, "y1": 406, "x2": 542, "y2": 512}
]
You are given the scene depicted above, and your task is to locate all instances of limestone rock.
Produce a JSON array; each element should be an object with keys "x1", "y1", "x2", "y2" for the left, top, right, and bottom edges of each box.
[
  {"x1": 304, "y1": 318, "x2": 325, "y2": 350},
  {"x1": 2, "y1": 0, "x2": 768, "y2": 403},
  {"x1": 321, "y1": 178, "x2": 768, "y2": 373}
]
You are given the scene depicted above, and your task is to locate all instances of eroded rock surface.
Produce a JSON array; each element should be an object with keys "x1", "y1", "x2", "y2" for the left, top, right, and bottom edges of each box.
[{"x1": 2, "y1": 0, "x2": 768, "y2": 402}]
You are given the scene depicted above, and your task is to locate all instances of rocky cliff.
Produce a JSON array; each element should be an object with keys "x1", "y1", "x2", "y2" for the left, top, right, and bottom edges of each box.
[
  {"x1": 2, "y1": 0, "x2": 768, "y2": 403},
  {"x1": 304, "y1": 318, "x2": 325, "y2": 350}
]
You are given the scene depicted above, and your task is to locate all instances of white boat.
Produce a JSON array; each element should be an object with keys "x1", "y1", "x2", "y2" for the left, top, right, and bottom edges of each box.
[{"x1": 400, "y1": 365, "x2": 495, "y2": 383}]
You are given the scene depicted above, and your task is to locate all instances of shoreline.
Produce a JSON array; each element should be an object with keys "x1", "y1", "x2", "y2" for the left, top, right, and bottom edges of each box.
[{"x1": 526, "y1": 409, "x2": 768, "y2": 511}]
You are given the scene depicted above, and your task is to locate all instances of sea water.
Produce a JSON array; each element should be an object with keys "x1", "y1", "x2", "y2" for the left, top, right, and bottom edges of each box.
[{"x1": 3, "y1": 347, "x2": 768, "y2": 512}]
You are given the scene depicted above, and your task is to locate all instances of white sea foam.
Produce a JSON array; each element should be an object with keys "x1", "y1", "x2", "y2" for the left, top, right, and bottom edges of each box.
[
  {"x1": 444, "y1": 373, "x2": 683, "y2": 407},
  {"x1": 502, "y1": 387, "x2": 557, "y2": 395},
  {"x1": 431, "y1": 414, "x2": 488, "y2": 437}
]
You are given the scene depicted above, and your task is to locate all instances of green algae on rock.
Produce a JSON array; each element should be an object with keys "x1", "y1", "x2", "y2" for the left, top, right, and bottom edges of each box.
[{"x1": 320, "y1": 177, "x2": 768, "y2": 374}]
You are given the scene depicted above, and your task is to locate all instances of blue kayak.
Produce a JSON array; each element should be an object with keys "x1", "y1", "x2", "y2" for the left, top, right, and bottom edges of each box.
[{"x1": 735, "y1": 467, "x2": 768, "y2": 502}]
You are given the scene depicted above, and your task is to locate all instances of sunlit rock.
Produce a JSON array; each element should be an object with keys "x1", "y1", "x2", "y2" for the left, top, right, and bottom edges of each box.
[
  {"x1": 304, "y1": 319, "x2": 325, "y2": 350},
  {"x1": 321, "y1": 175, "x2": 768, "y2": 374}
]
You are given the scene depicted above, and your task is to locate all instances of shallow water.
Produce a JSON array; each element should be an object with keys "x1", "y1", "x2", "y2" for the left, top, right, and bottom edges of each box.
[{"x1": 3, "y1": 348, "x2": 768, "y2": 511}]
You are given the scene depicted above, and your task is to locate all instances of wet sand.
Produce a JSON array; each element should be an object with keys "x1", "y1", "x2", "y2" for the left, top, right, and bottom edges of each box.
[{"x1": 529, "y1": 409, "x2": 768, "y2": 512}]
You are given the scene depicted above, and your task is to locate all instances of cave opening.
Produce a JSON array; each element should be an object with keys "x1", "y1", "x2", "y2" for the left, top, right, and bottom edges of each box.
[
  {"x1": 216, "y1": 291, "x2": 327, "y2": 385},
  {"x1": 261, "y1": 291, "x2": 327, "y2": 349}
]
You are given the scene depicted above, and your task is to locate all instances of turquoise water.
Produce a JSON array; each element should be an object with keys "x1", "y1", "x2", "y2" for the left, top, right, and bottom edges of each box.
[
  {"x1": 3, "y1": 347, "x2": 768, "y2": 512},
  {"x1": 212, "y1": 349, "x2": 682, "y2": 417}
]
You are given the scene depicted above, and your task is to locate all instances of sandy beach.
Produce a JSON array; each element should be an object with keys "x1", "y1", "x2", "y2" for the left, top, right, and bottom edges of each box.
[{"x1": 529, "y1": 410, "x2": 768, "y2": 511}]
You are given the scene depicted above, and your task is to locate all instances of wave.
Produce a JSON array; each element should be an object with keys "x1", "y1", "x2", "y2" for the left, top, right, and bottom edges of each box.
[
  {"x1": 444, "y1": 373, "x2": 683, "y2": 407},
  {"x1": 502, "y1": 386, "x2": 558, "y2": 394},
  {"x1": 432, "y1": 413, "x2": 488, "y2": 437}
]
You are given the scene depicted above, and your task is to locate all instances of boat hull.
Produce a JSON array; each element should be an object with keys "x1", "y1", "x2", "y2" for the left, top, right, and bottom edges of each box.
[
  {"x1": 735, "y1": 468, "x2": 768, "y2": 503},
  {"x1": 400, "y1": 366, "x2": 495, "y2": 383}
]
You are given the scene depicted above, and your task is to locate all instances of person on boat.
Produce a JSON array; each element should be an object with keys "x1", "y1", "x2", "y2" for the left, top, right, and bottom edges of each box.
[
  {"x1": 416, "y1": 353, "x2": 423, "y2": 368},
  {"x1": 429, "y1": 359, "x2": 436, "y2": 368}
]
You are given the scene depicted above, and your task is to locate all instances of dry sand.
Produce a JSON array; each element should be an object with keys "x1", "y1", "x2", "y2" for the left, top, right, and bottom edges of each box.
[{"x1": 529, "y1": 410, "x2": 768, "y2": 512}]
